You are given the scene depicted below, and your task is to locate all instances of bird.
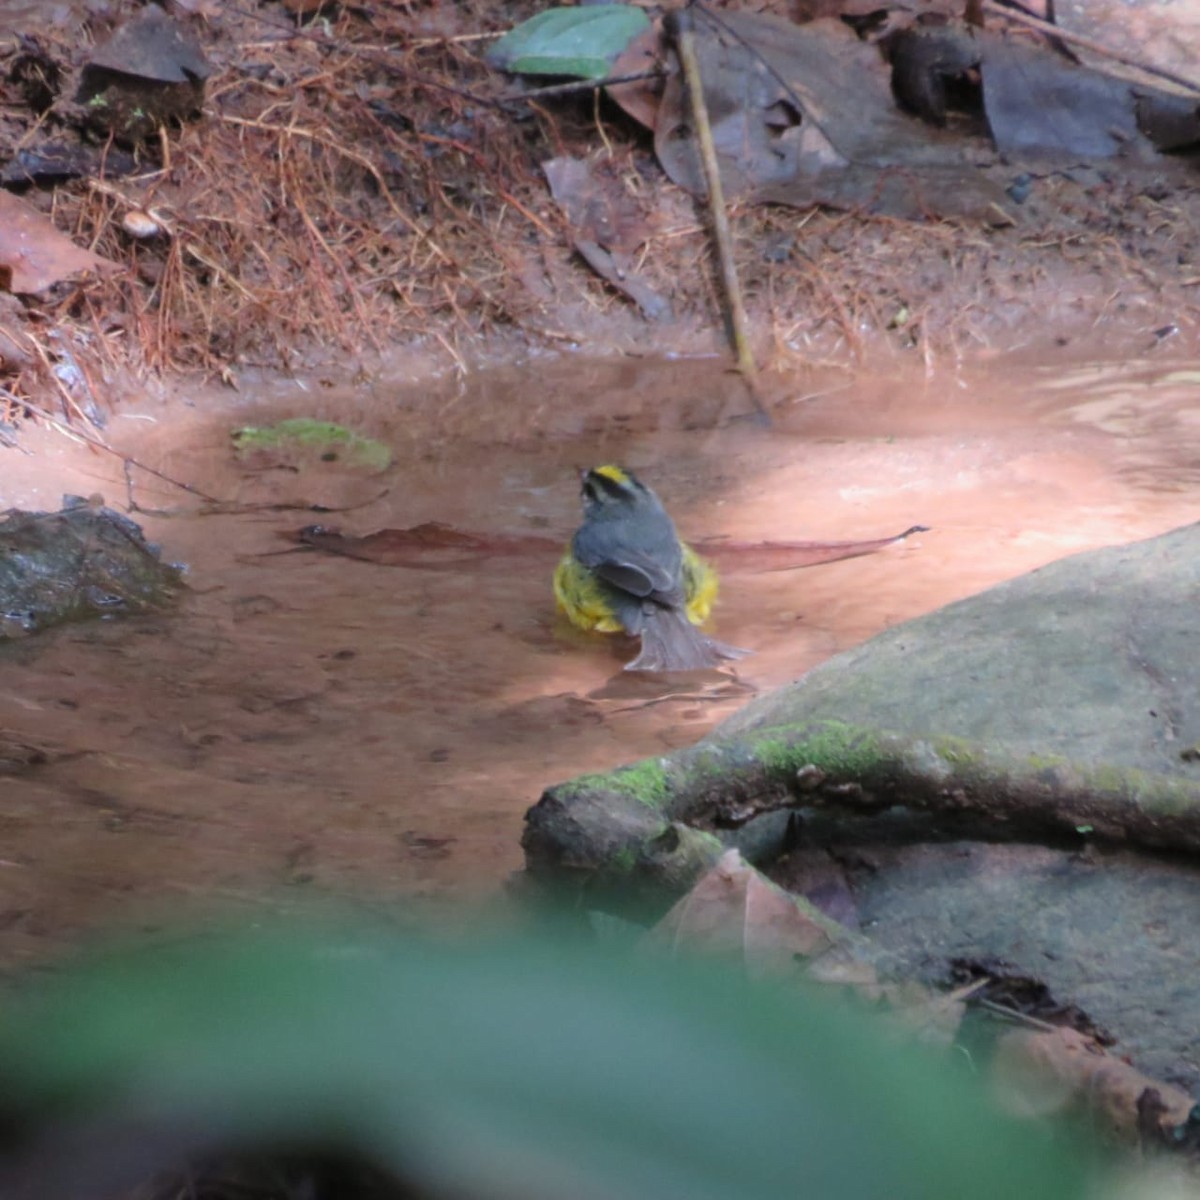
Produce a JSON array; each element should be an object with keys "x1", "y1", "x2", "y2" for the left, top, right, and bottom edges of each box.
[{"x1": 553, "y1": 464, "x2": 748, "y2": 671}]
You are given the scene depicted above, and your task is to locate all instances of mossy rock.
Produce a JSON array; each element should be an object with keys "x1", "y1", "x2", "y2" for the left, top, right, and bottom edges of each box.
[{"x1": 0, "y1": 502, "x2": 182, "y2": 638}]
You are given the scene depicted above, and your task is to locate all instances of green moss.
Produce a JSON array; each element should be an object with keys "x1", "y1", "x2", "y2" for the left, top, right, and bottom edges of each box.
[
  {"x1": 1023, "y1": 751, "x2": 1070, "y2": 773},
  {"x1": 1083, "y1": 763, "x2": 1135, "y2": 795},
  {"x1": 556, "y1": 758, "x2": 672, "y2": 809},
  {"x1": 232, "y1": 418, "x2": 392, "y2": 472},
  {"x1": 608, "y1": 759, "x2": 672, "y2": 808},
  {"x1": 1075, "y1": 762, "x2": 1199, "y2": 816},
  {"x1": 932, "y1": 735, "x2": 979, "y2": 767},
  {"x1": 750, "y1": 737, "x2": 801, "y2": 775},
  {"x1": 745, "y1": 720, "x2": 885, "y2": 779},
  {"x1": 609, "y1": 846, "x2": 639, "y2": 874}
]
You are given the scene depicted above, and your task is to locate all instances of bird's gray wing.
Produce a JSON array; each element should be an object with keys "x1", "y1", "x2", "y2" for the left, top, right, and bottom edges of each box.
[{"x1": 573, "y1": 526, "x2": 679, "y2": 601}]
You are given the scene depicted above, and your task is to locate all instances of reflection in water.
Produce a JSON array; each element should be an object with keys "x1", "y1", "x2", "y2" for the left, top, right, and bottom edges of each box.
[{"x1": 1, "y1": 351, "x2": 1199, "y2": 959}]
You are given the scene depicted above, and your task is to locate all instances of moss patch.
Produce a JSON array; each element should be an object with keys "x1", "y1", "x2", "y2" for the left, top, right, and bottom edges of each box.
[
  {"x1": 932, "y1": 735, "x2": 982, "y2": 767},
  {"x1": 609, "y1": 846, "x2": 639, "y2": 874},
  {"x1": 558, "y1": 758, "x2": 672, "y2": 810},
  {"x1": 745, "y1": 721, "x2": 887, "y2": 779},
  {"x1": 607, "y1": 759, "x2": 673, "y2": 809}
]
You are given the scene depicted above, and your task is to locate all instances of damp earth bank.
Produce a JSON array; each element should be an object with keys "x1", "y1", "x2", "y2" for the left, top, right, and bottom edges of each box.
[{"x1": 1, "y1": 346, "x2": 1199, "y2": 961}]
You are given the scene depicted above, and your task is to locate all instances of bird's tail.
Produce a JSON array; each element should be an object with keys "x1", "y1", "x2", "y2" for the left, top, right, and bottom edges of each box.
[{"x1": 627, "y1": 606, "x2": 749, "y2": 672}]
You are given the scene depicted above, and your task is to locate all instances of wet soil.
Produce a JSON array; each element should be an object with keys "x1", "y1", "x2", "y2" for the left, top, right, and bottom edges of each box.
[{"x1": 2, "y1": 346, "x2": 1200, "y2": 963}]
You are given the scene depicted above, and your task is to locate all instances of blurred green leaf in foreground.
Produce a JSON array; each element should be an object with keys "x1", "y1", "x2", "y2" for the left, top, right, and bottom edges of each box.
[{"x1": 0, "y1": 923, "x2": 1094, "y2": 1200}]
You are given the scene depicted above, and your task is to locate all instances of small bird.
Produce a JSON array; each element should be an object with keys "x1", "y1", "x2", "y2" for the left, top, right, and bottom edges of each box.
[{"x1": 553, "y1": 465, "x2": 748, "y2": 672}]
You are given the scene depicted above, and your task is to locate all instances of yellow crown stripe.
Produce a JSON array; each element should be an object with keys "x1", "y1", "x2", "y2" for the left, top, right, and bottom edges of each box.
[{"x1": 593, "y1": 464, "x2": 630, "y2": 485}]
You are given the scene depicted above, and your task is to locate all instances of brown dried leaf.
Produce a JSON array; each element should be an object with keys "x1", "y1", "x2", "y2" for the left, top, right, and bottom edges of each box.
[
  {"x1": 991, "y1": 1026, "x2": 1195, "y2": 1141},
  {"x1": 571, "y1": 238, "x2": 672, "y2": 321},
  {"x1": 295, "y1": 522, "x2": 562, "y2": 568},
  {"x1": 0, "y1": 193, "x2": 117, "y2": 295},
  {"x1": 980, "y1": 36, "x2": 1154, "y2": 160},
  {"x1": 605, "y1": 22, "x2": 666, "y2": 129},
  {"x1": 294, "y1": 521, "x2": 925, "y2": 572},
  {"x1": 543, "y1": 156, "x2": 671, "y2": 320},
  {"x1": 878, "y1": 979, "x2": 970, "y2": 1048},
  {"x1": 543, "y1": 156, "x2": 650, "y2": 254},
  {"x1": 645, "y1": 849, "x2": 838, "y2": 978},
  {"x1": 652, "y1": 11, "x2": 1012, "y2": 219}
]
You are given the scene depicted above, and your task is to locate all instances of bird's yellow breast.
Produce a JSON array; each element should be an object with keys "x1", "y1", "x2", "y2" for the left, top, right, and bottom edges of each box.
[
  {"x1": 553, "y1": 552, "x2": 625, "y2": 632},
  {"x1": 554, "y1": 542, "x2": 719, "y2": 633},
  {"x1": 680, "y1": 543, "x2": 718, "y2": 624}
]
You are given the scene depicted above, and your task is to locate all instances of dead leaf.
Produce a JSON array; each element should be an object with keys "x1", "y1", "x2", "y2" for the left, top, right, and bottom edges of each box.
[
  {"x1": 544, "y1": 156, "x2": 650, "y2": 252},
  {"x1": 804, "y1": 942, "x2": 879, "y2": 988},
  {"x1": 605, "y1": 22, "x2": 667, "y2": 129},
  {"x1": 695, "y1": 525, "x2": 928, "y2": 572},
  {"x1": 653, "y1": 11, "x2": 1011, "y2": 220},
  {"x1": 889, "y1": 21, "x2": 1198, "y2": 160},
  {"x1": 295, "y1": 522, "x2": 562, "y2": 567},
  {"x1": 644, "y1": 848, "x2": 838, "y2": 977},
  {"x1": 991, "y1": 1026, "x2": 1196, "y2": 1141},
  {"x1": 877, "y1": 978, "x2": 972, "y2": 1048},
  {"x1": 0, "y1": 193, "x2": 117, "y2": 295},
  {"x1": 543, "y1": 155, "x2": 672, "y2": 321},
  {"x1": 294, "y1": 520, "x2": 927, "y2": 572},
  {"x1": 1050, "y1": 0, "x2": 1200, "y2": 90},
  {"x1": 643, "y1": 854, "x2": 969, "y2": 1049},
  {"x1": 87, "y1": 5, "x2": 211, "y2": 84},
  {"x1": 571, "y1": 238, "x2": 672, "y2": 321},
  {"x1": 979, "y1": 36, "x2": 1153, "y2": 160}
]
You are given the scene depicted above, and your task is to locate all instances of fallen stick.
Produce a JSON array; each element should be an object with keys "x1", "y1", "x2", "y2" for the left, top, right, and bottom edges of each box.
[{"x1": 668, "y1": 7, "x2": 769, "y2": 420}]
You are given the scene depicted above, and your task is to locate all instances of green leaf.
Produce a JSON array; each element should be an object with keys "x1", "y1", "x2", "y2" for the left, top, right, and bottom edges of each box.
[
  {"x1": 231, "y1": 417, "x2": 392, "y2": 472},
  {"x1": 486, "y1": 5, "x2": 651, "y2": 80},
  {"x1": 0, "y1": 925, "x2": 1094, "y2": 1200}
]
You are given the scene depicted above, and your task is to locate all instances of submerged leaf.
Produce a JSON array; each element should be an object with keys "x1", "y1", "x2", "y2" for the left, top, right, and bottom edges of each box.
[
  {"x1": 233, "y1": 418, "x2": 392, "y2": 473},
  {"x1": 293, "y1": 521, "x2": 926, "y2": 571}
]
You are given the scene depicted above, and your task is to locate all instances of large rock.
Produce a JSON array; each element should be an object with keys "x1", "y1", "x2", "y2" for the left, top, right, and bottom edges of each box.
[
  {"x1": 526, "y1": 521, "x2": 1200, "y2": 902},
  {"x1": 523, "y1": 522, "x2": 1200, "y2": 1090},
  {"x1": 722, "y1": 519, "x2": 1200, "y2": 774}
]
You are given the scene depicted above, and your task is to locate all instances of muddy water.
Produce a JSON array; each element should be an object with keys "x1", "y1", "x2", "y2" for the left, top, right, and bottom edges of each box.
[{"x1": 1, "y1": 351, "x2": 1199, "y2": 961}]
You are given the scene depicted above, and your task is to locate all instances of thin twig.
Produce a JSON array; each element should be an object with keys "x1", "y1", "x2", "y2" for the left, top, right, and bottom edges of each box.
[
  {"x1": 16, "y1": 395, "x2": 223, "y2": 505},
  {"x1": 669, "y1": 7, "x2": 767, "y2": 417},
  {"x1": 503, "y1": 69, "x2": 666, "y2": 105},
  {"x1": 975, "y1": 997, "x2": 1060, "y2": 1033}
]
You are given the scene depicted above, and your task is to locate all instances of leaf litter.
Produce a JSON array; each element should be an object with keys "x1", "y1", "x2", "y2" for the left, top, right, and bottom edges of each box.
[{"x1": 0, "y1": 0, "x2": 1196, "y2": 425}]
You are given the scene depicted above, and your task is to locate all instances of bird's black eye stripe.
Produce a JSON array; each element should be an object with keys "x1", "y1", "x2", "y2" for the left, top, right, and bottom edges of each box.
[{"x1": 586, "y1": 470, "x2": 635, "y2": 499}]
